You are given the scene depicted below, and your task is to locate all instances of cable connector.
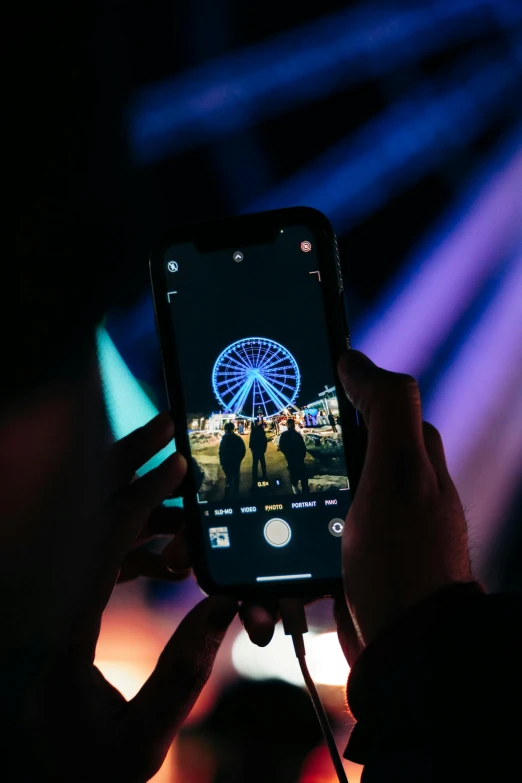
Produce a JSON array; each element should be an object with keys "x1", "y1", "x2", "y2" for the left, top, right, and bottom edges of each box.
[
  {"x1": 280, "y1": 596, "x2": 307, "y2": 633},
  {"x1": 278, "y1": 598, "x2": 349, "y2": 783},
  {"x1": 280, "y1": 596, "x2": 308, "y2": 659}
]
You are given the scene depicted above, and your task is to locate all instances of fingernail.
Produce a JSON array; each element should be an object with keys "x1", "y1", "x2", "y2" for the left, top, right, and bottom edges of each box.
[{"x1": 207, "y1": 596, "x2": 238, "y2": 631}]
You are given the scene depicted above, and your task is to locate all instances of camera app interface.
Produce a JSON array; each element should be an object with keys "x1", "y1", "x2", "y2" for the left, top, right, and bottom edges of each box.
[{"x1": 164, "y1": 225, "x2": 350, "y2": 586}]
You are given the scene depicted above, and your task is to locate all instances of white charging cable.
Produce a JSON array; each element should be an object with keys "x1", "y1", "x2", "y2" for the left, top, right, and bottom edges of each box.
[{"x1": 279, "y1": 598, "x2": 349, "y2": 783}]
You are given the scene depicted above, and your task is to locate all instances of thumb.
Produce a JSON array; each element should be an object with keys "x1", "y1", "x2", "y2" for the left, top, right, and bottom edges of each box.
[
  {"x1": 338, "y1": 350, "x2": 426, "y2": 458},
  {"x1": 333, "y1": 594, "x2": 363, "y2": 668},
  {"x1": 126, "y1": 596, "x2": 237, "y2": 771}
]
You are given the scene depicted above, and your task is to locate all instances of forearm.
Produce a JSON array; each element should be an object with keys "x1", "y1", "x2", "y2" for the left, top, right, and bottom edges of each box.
[{"x1": 345, "y1": 584, "x2": 522, "y2": 781}]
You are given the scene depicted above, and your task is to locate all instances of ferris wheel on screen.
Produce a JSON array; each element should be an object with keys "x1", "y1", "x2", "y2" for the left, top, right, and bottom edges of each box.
[{"x1": 212, "y1": 337, "x2": 300, "y2": 419}]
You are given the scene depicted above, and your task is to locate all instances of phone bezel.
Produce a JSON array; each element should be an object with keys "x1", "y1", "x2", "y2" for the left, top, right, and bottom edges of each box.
[{"x1": 150, "y1": 206, "x2": 363, "y2": 600}]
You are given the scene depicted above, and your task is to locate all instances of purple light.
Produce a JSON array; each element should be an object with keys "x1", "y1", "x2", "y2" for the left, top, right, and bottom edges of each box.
[
  {"x1": 352, "y1": 141, "x2": 522, "y2": 584},
  {"x1": 450, "y1": 376, "x2": 522, "y2": 576},
  {"x1": 247, "y1": 63, "x2": 522, "y2": 228},
  {"x1": 426, "y1": 250, "x2": 522, "y2": 463},
  {"x1": 425, "y1": 251, "x2": 522, "y2": 575},
  {"x1": 358, "y1": 147, "x2": 522, "y2": 375}
]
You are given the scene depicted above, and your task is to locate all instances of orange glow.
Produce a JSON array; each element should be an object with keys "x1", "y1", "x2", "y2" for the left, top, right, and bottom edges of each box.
[
  {"x1": 300, "y1": 745, "x2": 363, "y2": 783},
  {"x1": 232, "y1": 626, "x2": 349, "y2": 687},
  {"x1": 95, "y1": 583, "x2": 355, "y2": 783},
  {"x1": 94, "y1": 582, "x2": 225, "y2": 782},
  {"x1": 95, "y1": 660, "x2": 147, "y2": 701},
  {"x1": 173, "y1": 735, "x2": 217, "y2": 783}
]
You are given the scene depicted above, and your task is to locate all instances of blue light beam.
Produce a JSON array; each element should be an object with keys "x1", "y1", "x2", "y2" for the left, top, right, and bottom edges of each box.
[
  {"x1": 97, "y1": 329, "x2": 181, "y2": 507},
  {"x1": 247, "y1": 45, "x2": 522, "y2": 232},
  {"x1": 129, "y1": 0, "x2": 520, "y2": 164},
  {"x1": 357, "y1": 131, "x2": 522, "y2": 375}
]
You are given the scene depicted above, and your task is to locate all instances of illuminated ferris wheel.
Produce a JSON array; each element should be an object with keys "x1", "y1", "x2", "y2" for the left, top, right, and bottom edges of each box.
[{"x1": 212, "y1": 337, "x2": 300, "y2": 419}]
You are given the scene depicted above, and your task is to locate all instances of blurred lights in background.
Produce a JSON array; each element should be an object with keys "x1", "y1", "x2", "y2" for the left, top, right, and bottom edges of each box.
[
  {"x1": 96, "y1": 0, "x2": 522, "y2": 778},
  {"x1": 358, "y1": 138, "x2": 522, "y2": 372},
  {"x1": 357, "y1": 136, "x2": 522, "y2": 575},
  {"x1": 95, "y1": 660, "x2": 147, "y2": 701},
  {"x1": 248, "y1": 59, "x2": 522, "y2": 228},
  {"x1": 129, "y1": 0, "x2": 521, "y2": 164},
  {"x1": 232, "y1": 627, "x2": 350, "y2": 687},
  {"x1": 97, "y1": 328, "x2": 160, "y2": 444},
  {"x1": 97, "y1": 329, "x2": 180, "y2": 507}
]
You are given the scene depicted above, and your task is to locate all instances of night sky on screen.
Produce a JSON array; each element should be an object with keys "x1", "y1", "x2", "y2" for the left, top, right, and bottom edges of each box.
[{"x1": 167, "y1": 226, "x2": 336, "y2": 415}]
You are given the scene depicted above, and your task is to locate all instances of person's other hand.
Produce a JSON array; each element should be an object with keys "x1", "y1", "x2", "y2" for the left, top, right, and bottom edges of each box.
[
  {"x1": 10, "y1": 413, "x2": 237, "y2": 782},
  {"x1": 219, "y1": 351, "x2": 471, "y2": 664},
  {"x1": 336, "y1": 350, "x2": 472, "y2": 653}
]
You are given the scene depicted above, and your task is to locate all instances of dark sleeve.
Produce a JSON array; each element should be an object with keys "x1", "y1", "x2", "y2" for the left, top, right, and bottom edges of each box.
[
  {"x1": 345, "y1": 583, "x2": 522, "y2": 782},
  {"x1": 239, "y1": 436, "x2": 246, "y2": 459}
]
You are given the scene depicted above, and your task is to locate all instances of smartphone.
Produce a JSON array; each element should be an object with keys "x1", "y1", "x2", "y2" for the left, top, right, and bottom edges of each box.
[{"x1": 150, "y1": 207, "x2": 363, "y2": 599}]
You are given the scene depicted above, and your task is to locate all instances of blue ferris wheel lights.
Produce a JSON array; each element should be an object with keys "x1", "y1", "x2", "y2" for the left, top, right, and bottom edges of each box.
[{"x1": 212, "y1": 337, "x2": 300, "y2": 418}]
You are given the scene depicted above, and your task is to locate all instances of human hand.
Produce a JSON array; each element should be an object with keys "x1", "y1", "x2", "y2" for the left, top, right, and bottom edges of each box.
[
  {"x1": 233, "y1": 351, "x2": 471, "y2": 663},
  {"x1": 10, "y1": 413, "x2": 237, "y2": 782},
  {"x1": 165, "y1": 351, "x2": 471, "y2": 665},
  {"x1": 336, "y1": 350, "x2": 472, "y2": 650}
]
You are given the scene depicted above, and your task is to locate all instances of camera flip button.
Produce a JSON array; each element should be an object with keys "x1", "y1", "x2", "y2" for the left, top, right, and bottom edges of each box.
[{"x1": 328, "y1": 518, "x2": 344, "y2": 537}]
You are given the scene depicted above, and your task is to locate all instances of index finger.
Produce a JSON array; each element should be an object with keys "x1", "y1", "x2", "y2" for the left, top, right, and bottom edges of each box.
[
  {"x1": 127, "y1": 596, "x2": 237, "y2": 764},
  {"x1": 338, "y1": 351, "x2": 426, "y2": 457},
  {"x1": 105, "y1": 412, "x2": 175, "y2": 496}
]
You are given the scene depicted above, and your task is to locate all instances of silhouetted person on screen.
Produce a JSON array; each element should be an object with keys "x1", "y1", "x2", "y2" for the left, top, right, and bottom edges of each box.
[
  {"x1": 249, "y1": 419, "x2": 268, "y2": 489},
  {"x1": 328, "y1": 412, "x2": 337, "y2": 432},
  {"x1": 279, "y1": 418, "x2": 309, "y2": 494},
  {"x1": 219, "y1": 422, "x2": 246, "y2": 499}
]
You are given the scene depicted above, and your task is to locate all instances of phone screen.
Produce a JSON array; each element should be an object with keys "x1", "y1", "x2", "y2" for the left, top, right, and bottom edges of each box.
[{"x1": 163, "y1": 224, "x2": 350, "y2": 587}]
